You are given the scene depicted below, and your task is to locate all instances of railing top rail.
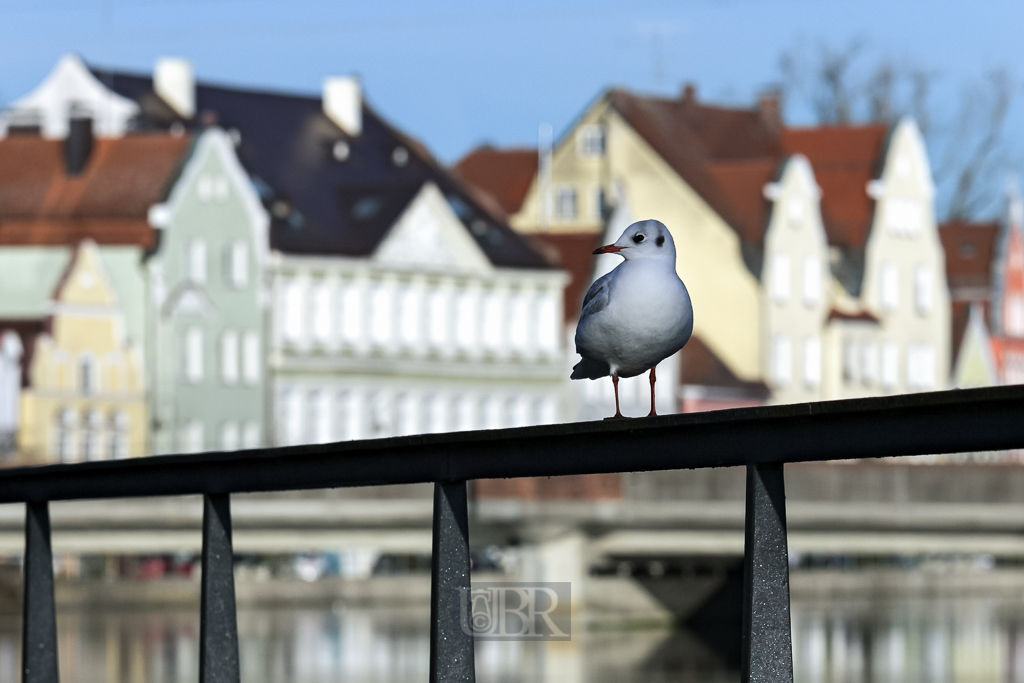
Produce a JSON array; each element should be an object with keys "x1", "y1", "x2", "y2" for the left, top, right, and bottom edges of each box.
[{"x1": 2, "y1": 385, "x2": 1024, "y2": 503}]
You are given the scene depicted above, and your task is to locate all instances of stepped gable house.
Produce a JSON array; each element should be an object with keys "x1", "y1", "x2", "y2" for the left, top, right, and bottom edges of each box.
[{"x1": 456, "y1": 85, "x2": 949, "y2": 413}]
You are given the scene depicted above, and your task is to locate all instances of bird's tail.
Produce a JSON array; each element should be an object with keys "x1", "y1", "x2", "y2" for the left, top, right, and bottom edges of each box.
[{"x1": 571, "y1": 356, "x2": 610, "y2": 380}]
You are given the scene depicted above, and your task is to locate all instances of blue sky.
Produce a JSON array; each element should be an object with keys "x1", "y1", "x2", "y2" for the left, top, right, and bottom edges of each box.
[{"x1": 2, "y1": 0, "x2": 1023, "y2": 213}]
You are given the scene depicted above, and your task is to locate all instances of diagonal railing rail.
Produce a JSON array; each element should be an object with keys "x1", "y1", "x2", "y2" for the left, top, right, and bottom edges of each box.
[{"x1": 6, "y1": 385, "x2": 1024, "y2": 683}]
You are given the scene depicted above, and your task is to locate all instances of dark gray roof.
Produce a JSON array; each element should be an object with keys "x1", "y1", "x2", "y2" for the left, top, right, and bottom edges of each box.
[{"x1": 89, "y1": 67, "x2": 553, "y2": 269}]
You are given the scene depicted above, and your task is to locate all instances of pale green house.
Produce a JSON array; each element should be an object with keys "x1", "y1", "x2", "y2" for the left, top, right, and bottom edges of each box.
[{"x1": 145, "y1": 130, "x2": 270, "y2": 453}]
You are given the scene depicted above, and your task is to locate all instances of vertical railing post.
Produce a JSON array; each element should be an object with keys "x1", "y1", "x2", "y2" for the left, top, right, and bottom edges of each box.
[
  {"x1": 199, "y1": 494, "x2": 239, "y2": 683},
  {"x1": 741, "y1": 462, "x2": 794, "y2": 683},
  {"x1": 429, "y1": 480, "x2": 475, "y2": 683},
  {"x1": 22, "y1": 501, "x2": 59, "y2": 683}
]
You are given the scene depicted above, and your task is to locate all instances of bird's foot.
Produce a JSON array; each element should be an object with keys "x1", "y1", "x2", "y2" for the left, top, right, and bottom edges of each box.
[
  {"x1": 646, "y1": 409, "x2": 657, "y2": 417},
  {"x1": 604, "y1": 412, "x2": 627, "y2": 421}
]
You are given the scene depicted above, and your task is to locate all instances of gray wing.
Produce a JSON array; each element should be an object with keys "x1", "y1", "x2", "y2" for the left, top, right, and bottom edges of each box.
[{"x1": 580, "y1": 271, "x2": 614, "y2": 317}]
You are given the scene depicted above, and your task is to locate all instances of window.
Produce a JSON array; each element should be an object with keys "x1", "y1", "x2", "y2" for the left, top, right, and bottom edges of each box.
[
  {"x1": 370, "y1": 282, "x2": 393, "y2": 345},
  {"x1": 186, "y1": 239, "x2": 207, "y2": 284},
  {"x1": 181, "y1": 420, "x2": 204, "y2": 453},
  {"x1": 242, "y1": 332, "x2": 260, "y2": 385},
  {"x1": 369, "y1": 392, "x2": 394, "y2": 437},
  {"x1": 82, "y1": 409, "x2": 103, "y2": 460},
  {"x1": 578, "y1": 125, "x2": 606, "y2": 157},
  {"x1": 483, "y1": 394, "x2": 504, "y2": 430},
  {"x1": 55, "y1": 408, "x2": 77, "y2": 462},
  {"x1": 341, "y1": 281, "x2": 363, "y2": 344},
  {"x1": 773, "y1": 335, "x2": 792, "y2": 386},
  {"x1": 312, "y1": 281, "x2": 332, "y2": 343},
  {"x1": 771, "y1": 253, "x2": 791, "y2": 303},
  {"x1": 221, "y1": 421, "x2": 239, "y2": 451},
  {"x1": 507, "y1": 395, "x2": 531, "y2": 428},
  {"x1": 842, "y1": 338, "x2": 859, "y2": 384},
  {"x1": 109, "y1": 411, "x2": 129, "y2": 459},
  {"x1": 427, "y1": 394, "x2": 448, "y2": 434},
  {"x1": 885, "y1": 199, "x2": 923, "y2": 236},
  {"x1": 536, "y1": 291, "x2": 559, "y2": 354},
  {"x1": 914, "y1": 265, "x2": 933, "y2": 314},
  {"x1": 907, "y1": 343, "x2": 936, "y2": 390},
  {"x1": 283, "y1": 389, "x2": 304, "y2": 446},
  {"x1": 220, "y1": 330, "x2": 239, "y2": 385},
  {"x1": 398, "y1": 284, "x2": 420, "y2": 348},
  {"x1": 455, "y1": 394, "x2": 476, "y2": 432},
  {"x1": 396, "y1": 392, "x2": 419, "y2": 437},
  {"x1": 481, "y1": 289, "x2": 504, "y2": 352},
  {"x1": 309, "y1": 390, "x2": 332, "y2": 444},
  {"x1": 882, "y1": 342, "x2": 899, "y2": 389},
  {"x1": 861, "y1": 342, "x2": 878, "y2": 386},
  {"x1": 283, "y1": 279, "x2": 304, "y2": 343},
  {"x1": 536, "y1": 395, "x2": 558, "y2": 425},
  {"x1": 554, "y1": 186, "x2": 577, "y2": 221},
  {"x1": 509, "y1": 290, "x2": 530, "y2": 352},
  {"x1": 803, "y1": 336, "x2": 821, "y2": 388},
  {"x1": 1006, "y1": 295, "x2": 1024, "y2": 337},
  {"x1": 225, "y1": 242, "x2": 249, "y2": 289},
  {"x1": 455, "y1": 287, "x2": 477, "y2": 352},
  {"x1": 184, "y1": 327, "x2": 204, "y2": 383},
  {"x1": 370, "y1": 282, "x2": 393, "y2": 348},
  {"x1": 242, "y1": 421, "x2": 261, "y2": 449},
  {"x1": 880, "y1": 262, "x2": 899, "y2": 311},
  {"x1": 802, "y1": 255, "x2": 821, "y2": 305},
  {"x1": 80, "y1": 354, "x2": 97, "y2": 395},
  {"x1": 428, "y1": 287, "x2": 449, "y2": 348},
  {"x1": 786, "y1": 199, "x2": 805, "y2": 227}
]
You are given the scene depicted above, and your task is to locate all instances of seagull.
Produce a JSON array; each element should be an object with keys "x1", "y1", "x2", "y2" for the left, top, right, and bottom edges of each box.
[{"x1": 571, "y1": 219, "x2": 693, "y2": 418}]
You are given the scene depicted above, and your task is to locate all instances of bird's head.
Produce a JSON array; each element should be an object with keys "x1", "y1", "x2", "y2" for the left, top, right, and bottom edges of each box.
[{"x1": 593, "y1": 219, "x2": 675, "y2": 262}]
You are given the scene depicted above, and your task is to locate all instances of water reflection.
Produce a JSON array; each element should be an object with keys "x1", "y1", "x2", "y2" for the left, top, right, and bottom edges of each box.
[
  {"x1": 793, "y1": 598, "x2": 1024, "y2": 683},
  {"x1": 0, "y1": 595, "x2": 1023, "y2": 682}
]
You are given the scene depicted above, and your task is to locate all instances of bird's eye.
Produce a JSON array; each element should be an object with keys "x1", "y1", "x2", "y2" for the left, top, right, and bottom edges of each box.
[
  {"x1": 656, "y1": 235, "x2": 665, "y2": 247},
  {"x1": 633, "y1": 234, "x2": 645, "y2": 243}
]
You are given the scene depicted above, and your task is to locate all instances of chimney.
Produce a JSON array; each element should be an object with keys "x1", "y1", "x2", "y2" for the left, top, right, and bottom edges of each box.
[
  {"x1": 681, "y1": 83, "x2": 697, "y2": 104},
  {"x1": 154, "y1": 58, "x2": 196, "y2": 119},
  {"x1": 323, "y1": 76, "x2": 362, "y2": 136},
  {"x1": 758, "y1": 91, "x2": 782, "y2": 135},
  {"x1": 65, "y1": 115, "x2": 93, "y2": 176}
]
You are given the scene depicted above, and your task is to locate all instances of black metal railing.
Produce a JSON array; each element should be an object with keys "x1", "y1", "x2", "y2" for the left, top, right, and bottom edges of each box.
[{"x1": 7, "y1": 385, "x2": 1024, "y2": 683}]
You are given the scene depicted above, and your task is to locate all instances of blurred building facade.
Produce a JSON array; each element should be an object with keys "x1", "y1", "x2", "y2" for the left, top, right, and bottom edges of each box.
[
  {"x1": 0, "y1": 53, "x2": 566, "y2": 461},
  {"x1": 456, "y1": 86, "x2": 950, "y2": 414},
  {"x1": 942, "y1": 189, "x2": 1024, "y2": 389},
  {"x1": 18, "y1": 240, "x2": 147, "y2": 460}
]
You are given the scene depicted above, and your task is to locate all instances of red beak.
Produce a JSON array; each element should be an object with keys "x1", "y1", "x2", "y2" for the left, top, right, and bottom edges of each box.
[{"x1": 593, "y1": 244, "x2": 624, "y2": 255}]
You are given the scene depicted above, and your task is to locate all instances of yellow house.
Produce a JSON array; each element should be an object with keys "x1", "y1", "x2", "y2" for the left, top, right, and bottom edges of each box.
[{"x1": 18, "y1": 239, "x2": 146, "y2": 462}]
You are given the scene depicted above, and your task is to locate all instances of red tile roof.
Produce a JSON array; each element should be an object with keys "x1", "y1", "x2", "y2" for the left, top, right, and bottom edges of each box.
[
  {"x1": 781, "y1": 125, "x2": 888, "y2": 249},
  {"x1": 0, "y1": 133, "x2": 191, "y2": 247},
  {"x1": 939, "y1": 220, "x2": 1000, "y2": 294},
  {"x1": 707, "y1": 159, "x2": 778, "y2": 243},
  {"x1": 530, "y1": 231, "x2": 603, "y2": 322},
  {"x1": 452, "y1": 90, "x2": 891, "y2": 253},
  {"x1": 453, "y1": 147, "x2": 537, "y2": 215},
  {"x1": 607, "y1": 89, "x2": 781, "y2": 232},
  {"x1": 603, "y1": 91, "x2": 890, "y2": 250}
]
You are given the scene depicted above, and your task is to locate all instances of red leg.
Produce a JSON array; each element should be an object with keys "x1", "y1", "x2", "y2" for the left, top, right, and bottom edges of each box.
[
  {"x1": 610, "y1": 373, "x2": 624, "y2": 419},
  {"x1": 648, "y1": 367, "x2": 657, "y2": 417}
]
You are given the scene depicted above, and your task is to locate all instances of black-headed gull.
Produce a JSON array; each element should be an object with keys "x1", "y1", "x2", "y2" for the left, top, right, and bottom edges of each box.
[{"x1": 572, "y1": 219, "x2": 693, "y2": 418}]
